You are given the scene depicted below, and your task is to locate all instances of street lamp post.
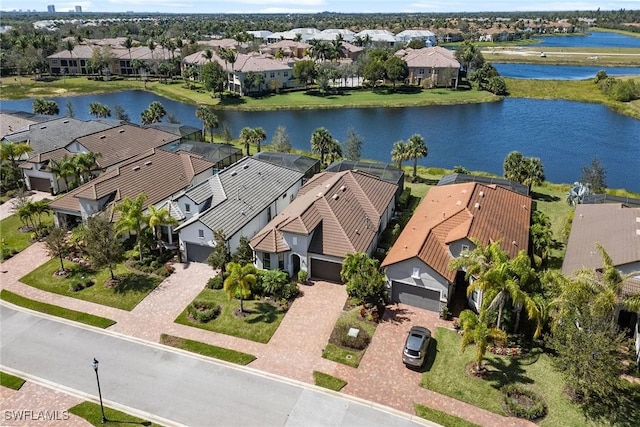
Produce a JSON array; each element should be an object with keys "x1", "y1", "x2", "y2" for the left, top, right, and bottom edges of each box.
[{"x1": 91, "y1": 358, "x2": 107, "y2": 424}]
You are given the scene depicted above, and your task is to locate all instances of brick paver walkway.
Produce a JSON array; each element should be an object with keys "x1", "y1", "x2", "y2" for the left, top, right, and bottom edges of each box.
[{"x1": 1, "y1": 244, "x2": 535, "y2": 426}]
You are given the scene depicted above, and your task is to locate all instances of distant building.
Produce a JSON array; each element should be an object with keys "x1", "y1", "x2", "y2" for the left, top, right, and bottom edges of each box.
[
  {"x1": 47, "y1": 5, "x2": 55, "y2": 13},
  {"x1": 75, "y1": 6, "x2": 82, "y2": 12}
]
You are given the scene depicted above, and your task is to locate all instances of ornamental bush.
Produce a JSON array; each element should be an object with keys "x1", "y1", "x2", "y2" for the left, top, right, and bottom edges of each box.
[
  {"x1": 330, "y1": 322, "x2": 371, "y2": 351},
  {"x1": 187, "y1": 300, "x2": 221, "y2": 323},
  {"x1": 502, "y1": 384, "x2": 547, "y2": 420}
]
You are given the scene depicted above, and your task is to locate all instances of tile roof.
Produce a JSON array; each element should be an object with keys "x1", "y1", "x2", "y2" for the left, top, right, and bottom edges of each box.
[
  {"x1": 250, "y1": 170, "x2": 397, "y2": 257},
  {"x1": 176, "y1": 157, "x2": 304, "y2": 239},
  {"x1": 75, "y1": 124, "x2": 180, "y2": 169},
  {"x1": 3, "y1": 118, "x2": 116, "y2": 155},
  {"x1": 0, "y1": 111, "x2": 48, "y2": 138},
  {"x1": 49, "y1": 149, "x2": 214, "y2": 217},
  {"x1": 398, "y1": 46, "x2": 460, "y2": 69},
  {"x1": 381, "y1": 183, "x2": 532, "y2": 282},
  {"x1": 562, "y1": 203, "x2": 640, "y2": 276},
  {"x1": 233, "y1": 53, "x2": 292, "y2": 73}
]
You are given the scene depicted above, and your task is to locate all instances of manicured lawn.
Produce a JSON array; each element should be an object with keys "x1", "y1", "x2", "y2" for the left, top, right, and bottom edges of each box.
[
  {"x1": 0, "y1": 371, "x2": 26, "y2": 390},
  {"x1": 0, "y1": 212, "x2": 53, "y2": 258},
  {"x1": 420, "y1": 328, "x2": 591, "y2": 427},
  {"x1": 20, "y1": 258, "x2": 162, "y2": 311},
  {"x1": 1, "y1": 289, "x2": 116, "y2": 328},
  {"x1": 175, "y1": 289, "x2": 285, "y2": 343},
  {"x1": 414, "y1": 404, "x2": 480, "y2": 427},
  {"x1": 322, "y1": 306, "x2": 377, "y2": 368},
  {"x1": 68, "y1": 401, "x2": 161, "y2": 427},
  {"x1": 160, "y1": 333, "x2": 256, "y2": 365},
  {"x1": 313, "y1": 371, "x2": 347, "y2": 391}
]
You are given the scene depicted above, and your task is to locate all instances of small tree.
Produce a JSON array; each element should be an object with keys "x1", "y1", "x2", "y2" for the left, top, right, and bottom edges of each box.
[
  {"x1": 232, "y1": 236, "x2": 254, "y2": 265},
  {"x1": 45, "y1": 225, "x2": 69, "y2": 272},
  {"x1": 340, "y1": 252, "x2": 386, "y2": 306},
  {"x1": 224, "y1": 262, "x2": 256, "y2": 314},
  {"x1": 206, "y1": 229, "x2": 230, "y2": 275},
  {"x1": 459, "y1": 309, "x2": 506, "y2": 372},
  {"x1": 343, "y1": 127, "x2": 363, "y2": 161},
  {"x1": 580, "y1": 158, "x2": 607, "y2": 193},
  {"x1": 115, "y1": 194, "x2": 148, "y2": 262},
  {"x1": 270, "y1": 125, "x2": 292, "y2": 153},
  {"x1": 84, "y1": 213, "x2": 124, "y2": 281}
]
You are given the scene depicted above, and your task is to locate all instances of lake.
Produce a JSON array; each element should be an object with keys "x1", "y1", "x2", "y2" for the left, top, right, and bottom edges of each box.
[
  {"x1": 494, "y1": 63, "x2": 640, "y2": 80},
  {"x1": 535, "y1": 31, "x2": 640, "y2": 48},
  {"x1": 1, "y1": 91, "x2": 639, "y2": 191}
]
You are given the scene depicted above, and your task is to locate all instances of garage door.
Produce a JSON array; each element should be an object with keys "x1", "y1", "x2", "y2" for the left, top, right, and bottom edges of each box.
[
  {"x1": 392, "y1": 281, "x2": 441, "y2": 312},
  {"x1": 29, "y1": 177, "x2": 51, "y2": 192},
  {"x1": 310, "y1": 258, "x2": 342, "y2": 283},
  {"x1": 185, "y1": 242, "x2": 213, "y2": 263}
]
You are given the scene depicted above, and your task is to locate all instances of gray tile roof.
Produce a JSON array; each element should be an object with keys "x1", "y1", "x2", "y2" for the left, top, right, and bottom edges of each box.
[
  {"x1": 2, "y1": 118, "x2": 116, "y2": 155},
  {"x1": 177, "y1": 157, "x2": 304, "y2": 238}
]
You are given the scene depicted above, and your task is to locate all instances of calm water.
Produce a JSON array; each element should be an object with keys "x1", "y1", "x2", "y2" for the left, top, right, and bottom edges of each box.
[
  {"x1": 1, "y1": 91, "x2": 639, "y2": 191},
  {"x1": 495, "y1": 63, "x2": 640, "y2": 80},
  {"x1": 535, "y1": 31, "x2": 640, "y2": 48}
]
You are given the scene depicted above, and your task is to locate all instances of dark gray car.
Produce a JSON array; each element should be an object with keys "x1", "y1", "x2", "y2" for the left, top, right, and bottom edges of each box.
[{"x1": 402, "y1": 326, "x2": 431, "y2": 368}]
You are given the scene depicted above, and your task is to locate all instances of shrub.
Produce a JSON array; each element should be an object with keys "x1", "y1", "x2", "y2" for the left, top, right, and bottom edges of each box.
[
  {"x1": 69, "y1": 276, "x2": 94, "y2": 292},
  {"x1": 207, "y1": 275, "x2": 224, "y2": 290},
  {"x1": 297, "y1": 270, "x2": 308, "y2": 284},
  {"x1": 281, "y1": 282, "x2": 301, "y2": 300},
  {"x1": 330, "y1": 322, "x2": 371, "y2": 351},
  {"x1": 502, "y1": 384, "x2": 547, "y2": 420},
  {"x1": 261, "y1": 269, "x2": 289, "y2": 298},
  {"x1": 187, "y1": 300, "x2": 221, "y2": 323},
  {"x1": 124, "y1": 249, "x2": 139, "y2": 260},
  {"x1": 398, "y1": 187, "x2": 411, "y2": 209}
]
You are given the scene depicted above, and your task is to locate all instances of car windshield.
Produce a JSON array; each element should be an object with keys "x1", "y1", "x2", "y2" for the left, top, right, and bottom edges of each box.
[{"x1": 406, "y1": 349, "x2": 420, "y2": 357}]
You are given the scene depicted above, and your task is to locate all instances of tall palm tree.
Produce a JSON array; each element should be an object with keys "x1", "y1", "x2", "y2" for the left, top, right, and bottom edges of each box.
[
  {"x1": 195, "y1": 106, "x2": 218, "y2": 141},
  {"x1": 50, "y1": 155, "x2": 76, "y2": 191},
  {"x1": 239, "y1": 127, "x2": 255, "y2": 156},
  {"x1": 0, "y1": 141, "x2": 32, "y2": 188},
  {"x1": 252, "y1": 127, "x2": 267, "y2": 153},
  {"x1": 459, "y1": 309, "x2": 507, "y2": 372},
  {"x1": 406, "y1": 134, "x2": 428, "y2": 179},
  {"x1": 122, "y1": 36, "x2": 134, "y2": 74},
  {"x1": 310, "y1": 127, "x2": 334, "y2": 165},
  {"x1": 145, "y1": 205, "x2": 178, "y2": 254},
  {"x1": 73, "y1": 151, "x2": 102, "y2": 183},
  {"x1": 223, "y1": 262, "x2": 256, "y2": 314},
  {"x1": 390, "y1": 140, "x2": 408, "y2": 169},
  {"x1": 115, "y1": 194, "x2": 148, "y2": 262}
]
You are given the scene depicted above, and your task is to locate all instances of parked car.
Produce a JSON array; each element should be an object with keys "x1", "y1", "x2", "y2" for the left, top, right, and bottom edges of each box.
[{"x1": 402, "y1": 326, "x2": 431, "y2": 368}]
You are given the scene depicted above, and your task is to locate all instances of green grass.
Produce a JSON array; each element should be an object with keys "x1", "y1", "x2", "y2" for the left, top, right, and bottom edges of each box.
[
  {"x1": 160, "y1": 333, "x2": 256, "y2": 365},
  {"x1": 420, "y1": 328, "x2": 591, "y2": 427},
  {"x1": 414, "y1": 404, "x2": 480, "y2": 427},
  {"x1": 68, "y1": 401, "x2": 161, "y2": 427},
  {"x1": 175, "y1": 289, "x2": 285, "y2": 343},
  {"x1": 322, "y1": 306, "x2": 378, "y2": 368},
  {"x1": 0, "y1": 212, "x2": 53, "y2": 257},
  {"x1": 20, "y1": 258, "x2": 162, "y2": 311},
  {"x1": 0, "y1": 371, "x2": 26, "y2": 390},
  {"x1": 1, "y1": 289, "x2": 116, "y2": 328},
  {"x1": 313, "y1": 371, "x2": 347, "y2": 391}
]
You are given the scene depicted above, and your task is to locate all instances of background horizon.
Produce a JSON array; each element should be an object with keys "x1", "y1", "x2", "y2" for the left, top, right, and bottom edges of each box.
[{"x1": 2, "y1": 1, "x2": 639, "y2": 15}]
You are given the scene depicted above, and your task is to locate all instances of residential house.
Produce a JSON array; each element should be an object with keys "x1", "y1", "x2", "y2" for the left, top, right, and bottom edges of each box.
[
  {"x1": 562, "y1": 203, "x2": 640, "y2": 364},
  {"x1": 49, "y1": 149, "x2": 215, "y2": 233},
  {"x1": 311, "y1": 29, "x2": 356, "y2": 43},
  {"x1": 381, "y1": 183, "x2": 532, "y2": 312},
  {"x1": 395, "y1": 29, "x2": 437, "y2": 46},
  {"x1": 251, "y1": 170, "x2": 397, "y2": 282},
  {"x1": 433, "y1": 28, "x2": 464, "y2": 43},
  {"x1": 267, "y1": 28, "x2": 320, "y2": 43},
  {"x1": 325, "y1": 160, "x2": 404, "y2": 200},
  {"x1": 227, "y1": 53, "x2": 294, "y2": 94},
  {"x1": 175, "y1": 157, "x2": 304, "y2": 263},
  {"x1": 0, "y1": 111, "x2": 50, "y2": 139},
  {"x1": 21, "y1": 124, "x2": 181, "y2": 194},
  {"x1": 259, "y1": 40, "x2": 310, "y2": 59},
  {"x1": 396, "y1": 47, "x2": 460, "y2": 88},
  {"x1": 437, "y1": 174, "x2": 529, "y2": 196},
  {"x1": 246, "y1": 30, "x2": 274, "y2": 41},
  {"x1": 355, "y1": 29, "x2": 398, "y2": 46}
]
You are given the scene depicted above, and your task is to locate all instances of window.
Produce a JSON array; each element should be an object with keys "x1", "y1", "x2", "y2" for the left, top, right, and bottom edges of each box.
[
  {"x1": 52, "y1": 59, "x2": 59, "y2": 64},
  {"x1": 419, "y1": 68, "x2": 424, "y2": 74},
  {"x1": 185, "y1": 203, "x2": 191, "y2": 213},
  {"x1": 198, "y1": 229, "x2": 204, "y2": 239},
  {"x1": 267, "y1": 206, "x2": 272, "y2": 221},
  {"x1": 270, "y1": 72, "x2": 275, "y2": 78},
  {"x1": 292, "y1": 236, "x2": 297, "y2": 246},
  {"x1": 278, "y1": 253, "x2": 284, "y2": 270},
  {"x1": 412, "y1": 267, "x2": 420, "y2": 278},
  {"x1": 461, "y1": 244, "x2": 469, "y2": 256},
  {"x1": 290, "y1": 194, "x2": 294, "y2": 202},
  {"x1": 282, "y1": 193, "x2": 286, "y2": 200},
  {"x1": 61, "y1": 60, "x2": 68, "y2": 66},
  {"x1": 263, "y1": 253, "x2": 271, "y2": 269},
  {"x1": 284, "y1": 71, "x2": 289, "y2": 77}
]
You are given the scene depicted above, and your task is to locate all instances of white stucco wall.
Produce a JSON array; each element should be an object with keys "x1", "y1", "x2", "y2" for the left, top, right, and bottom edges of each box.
[{"x1": 384, "y1": 257, "x2": 450, "y2": 303}]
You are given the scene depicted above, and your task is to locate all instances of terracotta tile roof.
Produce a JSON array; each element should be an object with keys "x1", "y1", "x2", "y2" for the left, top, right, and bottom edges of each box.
[
  {"x1": 381, "y1": 183, "x2": 532, "y2": 282},
  {"x1": 399, "y1": 46, "x2": 460, "y2": 69},
  {"x1": 251, "y1": 170, "x2": 397, "y2": 257},
  {"x1": 233, "y1": 53, "x2": 292, "y2": 73},
  {"x1": 49, "y1": 149, "x2": 213, "y2": 217},
  {"x1": 75, "y1": 124, "x2": 180, "y2": 169},
  {"x1": 562, "y1": 203, "x2": 640, "y2": 276}
]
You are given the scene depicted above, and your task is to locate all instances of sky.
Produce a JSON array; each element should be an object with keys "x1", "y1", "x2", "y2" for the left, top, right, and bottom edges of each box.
[{"x1": 2, "y1": 1, "x2": 639, "y2": 14}]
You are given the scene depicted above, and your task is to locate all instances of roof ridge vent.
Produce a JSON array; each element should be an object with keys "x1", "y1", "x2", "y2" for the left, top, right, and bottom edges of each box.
[
  {"x1": 144, "y1": 161, "x2": 152, "y2": 166},
  {"x1": 340, "y1": 185, "x2": 346, "y2": 191},
  {"x1": 63, "y1": 120, "x2": 69, "y2": 123},
  {"x1": 332, "y1": 194, "x2": 339, "y2": 200},
  {"x1": 132, "y1": 165, "x2": 140, "y2": 171},
  {"x1": 119, "y1": 129, "x2": 125, "y2": 133},
  {"x1": 231, "y1": 171, "x2": 237, "y2": 177},
  {"x1": 474, "y1": 202, "x2": 480, "y2": 209},
  {"x1": 243, "y1": 164, "x2": 249, "y2": 169},
  {"x1": 99, "y1": 135, "x2": 106, "y2": 139}
]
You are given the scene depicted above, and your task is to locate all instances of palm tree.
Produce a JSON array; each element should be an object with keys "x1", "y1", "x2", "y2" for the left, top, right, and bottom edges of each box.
[
  {"x1": 459, "y1": 309, "x2": 507, "y2": 372},
  {"x1": 590, "y1": 243, "x2": 640, "y2": 318},
  {"x1": 0, "y1": 141, "x2": 32, "y2": 188},
  {"x1": 239, "y1": 127, "x2": 255, "y2": 156},
  {"x1": 406, "y1": 134, "x2": 428, "y2": 179},
  {"x1": 223, "y1": 262, "x2": 256, "y2": 314},
  {"x1": 145, "y1": 205, "x2": 178, "y2": 254},
  {"x1": 390, "y1": 140, "x2": 408, "y2": 169},
  {"x1": 73, "y1": 152, "x2": 102, "y2": 183},
  {"x1": 195, "y1": 106, "x2": 218, "y2": 141},
  {"x1": 310, "y1": 127, "x2": 334, "y2": 165},
  {"x1": 88, "y1": 102, "x2": 111, "y2": 118},
  {"x1": 253, "y1": 127, "x2": 266, "y2": 153},
  {"x1": 64, "y1": 39, "x2": 75, "y2": 76},
  {"x1": 50, "y1": 155, "x2": 76, "y2": 191},
  {"x1": 326, "y1": 138, "x2": 342, "y2": 163},
  {"x1": 122, "y1": 36, "x2": 134, "y2": 74},
  {"x1": 115, "y1": 194, "x2": 148, "y2": 262}
]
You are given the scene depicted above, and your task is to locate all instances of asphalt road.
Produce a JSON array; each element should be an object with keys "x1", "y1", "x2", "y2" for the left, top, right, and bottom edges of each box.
[{"x1": 0, "y1": 305, "x2": 427, "y2": 427}]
